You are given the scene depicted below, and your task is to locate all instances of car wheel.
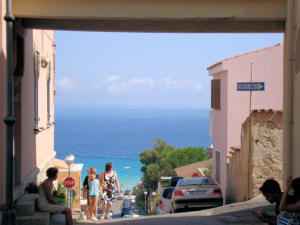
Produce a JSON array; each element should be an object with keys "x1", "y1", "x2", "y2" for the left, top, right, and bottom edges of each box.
[{"x1": 171, "y1": 204, "x2": 178, "y2": 213}]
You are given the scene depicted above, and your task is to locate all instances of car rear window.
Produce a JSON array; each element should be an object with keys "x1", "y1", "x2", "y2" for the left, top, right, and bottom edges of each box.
[
  {"x1": 178, "y1": 178, "x2": 215, "y2": 186},
  {"x1": 162, "y1": 188, "x2": 174, "y2": 199}
]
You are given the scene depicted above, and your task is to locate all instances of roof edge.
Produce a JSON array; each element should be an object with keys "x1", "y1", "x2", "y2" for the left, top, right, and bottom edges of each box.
[{"x1": 206, "y1": 42, "x2": 282, "y2": 71}]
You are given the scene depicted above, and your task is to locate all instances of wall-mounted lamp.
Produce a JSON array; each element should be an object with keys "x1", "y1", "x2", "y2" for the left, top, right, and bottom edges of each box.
[{"x1": 41, "y1": 56, "x2": 49, "y2": 68}]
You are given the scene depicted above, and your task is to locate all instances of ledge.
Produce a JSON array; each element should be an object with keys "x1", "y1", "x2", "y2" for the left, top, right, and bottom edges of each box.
[{"x1": 33, "y1": 122, "x2": 55, "y2": 133}]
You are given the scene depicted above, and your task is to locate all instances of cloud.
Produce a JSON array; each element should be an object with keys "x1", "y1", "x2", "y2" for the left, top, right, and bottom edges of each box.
[
  {"x1": 127, "y1": 78, "x2": 155, "y2": 89},
  {"x1": 160, "y1": 78, "x2": 203, "y2": 92},
  {"x1": 105, "y1": 75, "x2": 121, "y2": 83},
  {"x1": 194, "y1": 80, "x2": 203, "y2": 91},
  {"x1": 56, "y1": 77, "x2": 77, "y2": 90},
  {"x1": 94, "y1": 75, "x2": 203, "y2": 94}
]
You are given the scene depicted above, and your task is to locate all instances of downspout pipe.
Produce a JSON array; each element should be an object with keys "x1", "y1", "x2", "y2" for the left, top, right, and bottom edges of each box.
[{"x1": 2, "y1": 0, "x2": 16, "y2": 224}]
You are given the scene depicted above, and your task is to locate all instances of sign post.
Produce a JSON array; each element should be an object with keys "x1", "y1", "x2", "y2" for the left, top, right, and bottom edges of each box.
[
  {"x1": 63, "y1": 177, "x2": 75, "y2": 189},
  {"x1": 64, "y1": 154, "x2": 75, "y2": 208},
  {"x1": 63, "y1": 177, "x2": 75, "y2": 208}
]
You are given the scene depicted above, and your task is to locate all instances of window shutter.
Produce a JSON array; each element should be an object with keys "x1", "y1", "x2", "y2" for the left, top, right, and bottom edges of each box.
[
  {"x1": 211, "y1": 79, "x2": 221, "y2": 109},
  {"x1": 34, "y1": 51, "x2": 40, "y2": 130}
]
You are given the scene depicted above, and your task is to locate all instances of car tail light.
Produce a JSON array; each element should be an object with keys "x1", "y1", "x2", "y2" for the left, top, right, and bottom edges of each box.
[
  {"x1": 174, "y1": 190, "x2": 184, "y2": 196},
  {"x1": 159, "y1": 200, "x2": 163, "y2": 208},
  {"x1": 213, "y1": 188, "x2": 221, "y2": 195}
]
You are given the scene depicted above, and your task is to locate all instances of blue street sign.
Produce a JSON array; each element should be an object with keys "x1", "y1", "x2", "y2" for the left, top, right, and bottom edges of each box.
[{"x1": 237, "y1": 82, "x2": 265, "y2": 91}]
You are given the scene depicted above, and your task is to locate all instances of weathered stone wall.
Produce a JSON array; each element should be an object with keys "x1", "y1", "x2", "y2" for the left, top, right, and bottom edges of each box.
[
  {"x1": 227, "y1": 119, "x2": 250, "y2": 203},
  {"x1": 250, "y1": 111, "x2": 283, "y2": 198},
  {"x1": 227, "y1": 110, "x2": 283, "y2": 202}
]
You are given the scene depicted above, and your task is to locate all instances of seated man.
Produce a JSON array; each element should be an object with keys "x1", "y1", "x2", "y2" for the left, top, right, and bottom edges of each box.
[
  {"x1": 251, "y1": 179, "x2": 297, "y2": 225},
  {"x1": 279, "y1": 177, "x2": 300, "y2": 212},
  {"x1": 39, "y1": 167, "x2": 73, "y2": 225}
]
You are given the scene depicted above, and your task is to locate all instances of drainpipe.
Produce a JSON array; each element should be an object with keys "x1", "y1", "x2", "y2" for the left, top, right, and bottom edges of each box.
[
  {"x1": 2, "y1": 0, "x2": 16, "y2": 224},
  {"x1": 283, "y1": 0, "x2": 294, "y2": 183}
]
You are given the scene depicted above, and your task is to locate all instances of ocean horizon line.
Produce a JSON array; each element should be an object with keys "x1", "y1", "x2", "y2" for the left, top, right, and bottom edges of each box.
[{"x1": 55, "y1": 105, "x2": 211, "y2": 110}]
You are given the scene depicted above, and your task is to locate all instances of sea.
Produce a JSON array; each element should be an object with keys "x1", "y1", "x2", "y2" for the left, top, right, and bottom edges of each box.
[{"x1": 54, "y1": 108, "x2": 211, "y2": 189}]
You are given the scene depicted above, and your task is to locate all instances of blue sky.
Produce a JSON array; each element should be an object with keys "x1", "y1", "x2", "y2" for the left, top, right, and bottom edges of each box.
[{"x1": 54, "y1": 32, "x2": 283, "y2": 109}]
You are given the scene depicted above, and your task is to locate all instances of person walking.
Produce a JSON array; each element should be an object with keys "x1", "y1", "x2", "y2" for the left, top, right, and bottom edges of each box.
[
  {"x1": 82, "y1": 167, "x2": 97, "y2": 207},
  {"x1": 99, "y1": 162, "x2": 120, "y2": 220},
  {"x1": 88, "y1": 170, "x2": 101, "y2": 221}
]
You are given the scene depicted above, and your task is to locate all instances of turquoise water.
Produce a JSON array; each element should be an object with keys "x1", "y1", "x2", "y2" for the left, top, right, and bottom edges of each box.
[{"x1": 54, "y1": 108, "x2": 211, "y2": 189}]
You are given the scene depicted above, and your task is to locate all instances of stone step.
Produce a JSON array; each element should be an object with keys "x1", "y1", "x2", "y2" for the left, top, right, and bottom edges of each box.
[
  {"x1": 50, "y1": 214, "x2": 66, "y2": 225},
  {"x1": 16, "y1": 211, "x2": 50, "y2": 225},
  {"x1": 16, "y1": 194, "x2": 39, "y2": 216}
]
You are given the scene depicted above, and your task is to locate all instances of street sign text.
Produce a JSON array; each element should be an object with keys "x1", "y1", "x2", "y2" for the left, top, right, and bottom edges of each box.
[{"x1": 237, "y1": 82, "x2": 265, "y2": 91}]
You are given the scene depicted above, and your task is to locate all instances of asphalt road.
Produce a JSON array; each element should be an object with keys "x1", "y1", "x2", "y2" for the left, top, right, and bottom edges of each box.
[
  {"x1": 76, "y1": 196, "x2": 273, "y2": 225},
  {"x1": 79, "y1": 195, "x2": 136, "y2": 223},
  {"x1": 111, "y1": 198, "x2": 123, "y2": 219}
]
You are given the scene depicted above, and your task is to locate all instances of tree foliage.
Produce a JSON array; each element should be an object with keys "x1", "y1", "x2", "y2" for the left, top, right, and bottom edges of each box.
[{"x1": 140, "y1": 138, "x2": 207, "y2": 191}]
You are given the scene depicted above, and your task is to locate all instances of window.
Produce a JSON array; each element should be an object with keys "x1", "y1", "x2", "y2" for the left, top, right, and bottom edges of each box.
[
  {"x1": 215, "y1": 151, "x2": 220, "y2": 182},
  {"x1": 211, "y1": 79, "x2": 221, "y2": 109},
  {"x1": 162, "y1": 188, "x2": 174, "y2": 199},
  {"x1": 34, "y1": 51, "x2": 40, "y2": 130},
  {"x1": 13, "y1": 34, "x2": 24, "y2": 77},
  {"x1": 178, "y1": 178, "x2": 215, "y2": 186},
  {"x1": 47, "y1": 61, "x2": 51, "y2": 124}
]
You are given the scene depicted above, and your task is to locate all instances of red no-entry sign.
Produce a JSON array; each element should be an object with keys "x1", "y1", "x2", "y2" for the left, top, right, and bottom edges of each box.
[
  {"x1": 63, "y1": 177, "x2": 75, "y2": 188},
  {"x1": 191, "y1": 172, "x2": 199, "y2": 178}
]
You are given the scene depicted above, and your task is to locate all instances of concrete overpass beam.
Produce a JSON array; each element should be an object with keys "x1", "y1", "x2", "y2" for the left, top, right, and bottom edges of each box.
[{"x1": 13, "y1": 0, "x2": 286, "y2": 32}]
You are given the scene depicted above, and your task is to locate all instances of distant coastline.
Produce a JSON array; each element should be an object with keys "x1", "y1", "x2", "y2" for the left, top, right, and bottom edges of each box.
[{"x1": 54, "y1": 108, "x2": 211, "y2": 189}]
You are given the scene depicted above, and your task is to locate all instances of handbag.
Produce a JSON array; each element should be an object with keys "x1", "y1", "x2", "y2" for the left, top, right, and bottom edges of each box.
[{"x1": 278, "y1": 211, "x2": 300, "y2": 225}]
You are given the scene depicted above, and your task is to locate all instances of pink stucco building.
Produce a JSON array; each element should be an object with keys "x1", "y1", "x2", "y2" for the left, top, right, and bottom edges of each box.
[
  {"x1": 0, "y1": 0, "x2": 56, "y2": 208},
  {"x1": 207, "y1": 43, "x2": 283, "y2": 203}
]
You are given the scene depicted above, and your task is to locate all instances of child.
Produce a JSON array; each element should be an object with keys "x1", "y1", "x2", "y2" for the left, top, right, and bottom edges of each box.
[{"x1": 88, "y1": 171, "x2": 101, "y2": 221}]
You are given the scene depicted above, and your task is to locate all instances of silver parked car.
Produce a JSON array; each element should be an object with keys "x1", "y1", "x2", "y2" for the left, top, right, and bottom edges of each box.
[
  {"x1": 171, "y1": 177, "x2": 223, "y2": 213},
  {"x1": 157, "y1": 187, "x2": 175, "y2": 214}
]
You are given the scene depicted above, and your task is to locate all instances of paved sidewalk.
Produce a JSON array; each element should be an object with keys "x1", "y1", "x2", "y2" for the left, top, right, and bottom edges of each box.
[{"x1": 76, "y1": 196, "x2": 274, "y2": 225}]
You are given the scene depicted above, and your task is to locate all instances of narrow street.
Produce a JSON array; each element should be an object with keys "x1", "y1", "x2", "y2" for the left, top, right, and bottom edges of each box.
[
  {"x1": 75, "y1": 196, "x2": 273, "y2": 225},
  {"x1": 78, "y1": 195, "x2": 139, "y2": 223},
  {"x1": 111, "y1": 197, "x2": 123, "y2": 219}
]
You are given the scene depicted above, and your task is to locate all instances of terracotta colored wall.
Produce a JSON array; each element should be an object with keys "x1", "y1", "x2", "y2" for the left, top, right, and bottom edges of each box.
[
  {"x1": 21, "y1": 29, "x2": 36, "y2": 181},
  {"x1": 0, "y1": 0, "x2": 7, "y2": 204},
  {"x1": 210, "y1": 43, "x2": 283, "y2": 202},
  {"x1": 0, "y1": 25, "x2": 55, "y2": 206},
  {"x1": 225, "y1": 44, "x2": 283, "y2": 156},
  {"x1": 21, "y1": 29, "x2": 56, "y2": 182},
  {"x1": 226, "y1": 119, "x2": 250, "y2": 203},
  {"x1": 32, "y1": 30, "x2": 55, "y2": 169},
  {"x1": 224, "y1": 44, "x2": 283, "y2": 202},
  {"x1": 211, "y1": 71, "x2": 228, "y2": 198}
]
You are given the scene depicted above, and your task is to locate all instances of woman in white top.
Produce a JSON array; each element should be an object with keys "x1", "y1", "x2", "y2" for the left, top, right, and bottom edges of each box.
[{"x1": 99, "y1": 162, "x2": 120, "y2": 220}]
